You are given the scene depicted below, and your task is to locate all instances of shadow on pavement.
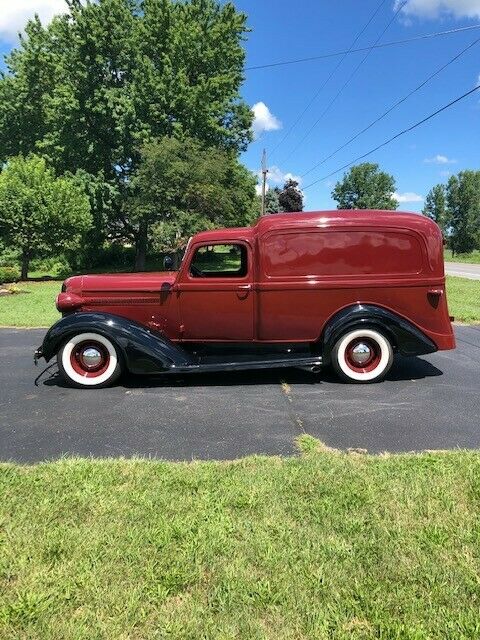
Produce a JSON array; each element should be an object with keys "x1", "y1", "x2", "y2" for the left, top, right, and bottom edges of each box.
[
  {"x1": 37, "y1": 355, "x2": 443, "y2": 390},
  {"x1": 386, "y1": 356, "x2": 443, "y2": 382}
]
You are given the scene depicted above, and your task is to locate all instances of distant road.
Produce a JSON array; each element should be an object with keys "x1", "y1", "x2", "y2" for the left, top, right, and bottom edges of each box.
[{"x1": 446, "y1": 262, "x2": 480, "y2": 280}]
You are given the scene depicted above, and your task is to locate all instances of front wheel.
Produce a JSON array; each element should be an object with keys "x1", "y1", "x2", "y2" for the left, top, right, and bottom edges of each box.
[
  {"x1": 331, "y1": 328, "x2": 393, "y2": 384},
  {"x1": 57, "y1": 332, "x2": 122, "y2": 388}
]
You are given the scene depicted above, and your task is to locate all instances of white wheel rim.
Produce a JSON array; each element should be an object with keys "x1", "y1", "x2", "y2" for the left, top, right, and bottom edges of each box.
[
  {"x1": 62, "y1": 332, "x2": 118, "y2": 386},
  {"x1": 337, "y1": 329, "x2": 390, "y2": 381}
]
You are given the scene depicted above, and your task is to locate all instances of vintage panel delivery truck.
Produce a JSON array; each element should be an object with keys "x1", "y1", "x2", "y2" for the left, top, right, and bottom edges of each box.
[{"x1": 35, "y1": 210, "x2": 455, "y2": 388}]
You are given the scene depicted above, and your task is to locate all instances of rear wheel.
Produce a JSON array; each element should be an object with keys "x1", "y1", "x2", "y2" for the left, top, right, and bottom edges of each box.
[
  {"x1": 331, "y1": 328, "x2": 393, "y2": 384},
  {"x1": 57, "y1": 332, "x2": 122, "y2": 388}
]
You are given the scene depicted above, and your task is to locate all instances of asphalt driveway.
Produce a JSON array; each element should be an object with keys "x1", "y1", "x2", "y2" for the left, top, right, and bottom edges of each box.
[{"x1": 1, "y1": 326, "x2": 479, "y2": 462}]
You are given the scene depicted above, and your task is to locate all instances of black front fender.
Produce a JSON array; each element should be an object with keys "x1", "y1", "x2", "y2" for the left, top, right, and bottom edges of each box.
[
  {"x1": 37, "y1": 312, "x2": 193, "y2": 374},
  {"x1": 321, "y1": 304, "x2": 437, "y2": 364}
]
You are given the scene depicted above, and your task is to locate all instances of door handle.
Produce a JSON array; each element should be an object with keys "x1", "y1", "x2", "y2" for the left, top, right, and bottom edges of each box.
[{"x1": 237, "y1": 284, "x2": 252, "y2": 291}]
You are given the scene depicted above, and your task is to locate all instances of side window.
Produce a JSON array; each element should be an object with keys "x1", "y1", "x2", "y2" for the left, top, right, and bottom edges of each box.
[{"x1": 189, "y1": 244, "x2": 248, "y2": 278}]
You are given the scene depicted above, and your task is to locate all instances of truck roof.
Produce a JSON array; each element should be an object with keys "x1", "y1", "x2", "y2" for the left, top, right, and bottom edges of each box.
[{"x1": 192, "y1": 210, "x2": 437, "y2": 244}]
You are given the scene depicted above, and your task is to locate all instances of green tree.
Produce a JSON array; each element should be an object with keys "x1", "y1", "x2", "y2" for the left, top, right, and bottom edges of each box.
[
  {"x1": 423, "y1": 184, "x2": 448, "y2": 234},
  {"x1": 332, "y1": 163, "x2": 398, "y2": 210},
  {"x1": 0, "y1": 155, "x2": 91, "y2": 279},
  {"x1": 0, "y1": 0, "x2": 252, "y2": 264},
  {"x1": 264, "y1": 187, "x2": 281, "y2": 214},
  {"x1": 127, "y1": 137, "x2": 257, "y2": 267},
  {"x1": 278, "y1": 179, "x2": 303, "y2": 212},
  {"x1": 446, "y1": 171, "x2": 480, "y2": 255}
]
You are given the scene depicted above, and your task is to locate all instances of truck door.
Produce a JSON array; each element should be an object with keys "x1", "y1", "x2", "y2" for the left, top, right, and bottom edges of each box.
[{"x1": 177, "y1": 241, "x2": 254, "y2": 341}]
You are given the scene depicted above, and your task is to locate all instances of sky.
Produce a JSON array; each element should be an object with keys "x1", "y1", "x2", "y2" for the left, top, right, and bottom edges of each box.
[{"x1": 1, "y1": 0, "x2": 480, "y2": 212}]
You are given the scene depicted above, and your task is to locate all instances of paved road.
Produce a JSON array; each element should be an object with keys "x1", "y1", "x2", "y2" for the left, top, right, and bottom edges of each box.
[
  {"x1": 1, "y1": 327, "x2": 479, "y2": 462},
  {"x1": 446, "y1": 262, "x2": 480, "y2": 280}
]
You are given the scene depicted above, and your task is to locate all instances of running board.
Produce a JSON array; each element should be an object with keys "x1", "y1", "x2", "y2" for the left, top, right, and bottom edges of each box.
[{"x1": 165, "y1": 355, "x2": 323, "y2": 375}]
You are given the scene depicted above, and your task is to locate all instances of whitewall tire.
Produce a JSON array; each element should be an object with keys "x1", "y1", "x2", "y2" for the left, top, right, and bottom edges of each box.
[
  {"x1": 57, "y1": 332, "x2": 122, "y2": 388},
  {"x1": 331, "y1": 328, "x2": 393, "y2": 384}
]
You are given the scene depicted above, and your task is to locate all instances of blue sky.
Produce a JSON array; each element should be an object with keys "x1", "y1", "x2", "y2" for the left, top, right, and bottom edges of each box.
[
  {"x1": 238, "y1": 0, "x2": 480, "y2": 211},
  {"x1": 1, "y1": 0, "x2": 480, "y2": 211}
]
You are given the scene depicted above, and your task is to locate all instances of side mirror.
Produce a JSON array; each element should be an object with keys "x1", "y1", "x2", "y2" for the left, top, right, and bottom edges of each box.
[{"x1": 163, "y1": 255, "x2": 174, "y2": 270}]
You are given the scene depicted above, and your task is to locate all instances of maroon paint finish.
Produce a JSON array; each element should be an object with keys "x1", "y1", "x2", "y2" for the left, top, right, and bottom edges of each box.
[{"x1": 57, "y1": 210, "x2": 455, "y2": 352}]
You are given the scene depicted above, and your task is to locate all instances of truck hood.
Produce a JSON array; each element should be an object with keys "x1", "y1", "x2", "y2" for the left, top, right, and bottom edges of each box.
[{"x1": 65, "y1": 272, "x2": 177, "y2": 293}]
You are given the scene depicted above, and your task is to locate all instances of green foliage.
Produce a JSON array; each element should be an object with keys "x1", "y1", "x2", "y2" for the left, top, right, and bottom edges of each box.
[
  {"x1": 0, "y1": 155, "x2": 91, "y2": 279},
  {"x1": 130, "y1": 136, "x2": 257, "y2": 266},
  {"x1": 264, "y1": 187, "x2": 281, "y2": 214},
  {"x1": 444, "y1": 249, "x2": 480, "y2": 264},
  {"x1": 0, "y1": 243, "x2": 20, "y2": 267},
  {"x1": 278, "y1": 179, "x2": 303, "y2": 212},
  {"x1": 0, "y1": 266, "x2": 20, "y2": 284},
  {"x1": 446, "y1": 171, "x2": 480, "y2": 255},
  {"x1": 2, "y1": 450, "x2": 480, "y2": 637},
  {"x1": 332, "y1": 162, "x2": 398, "y2": 210},
  {"x1": 423, "y1": 184, "x2": 447, "y2": 233},
  {"x1": 0, "y1": 0, "x2": 253, "y2": 263}
]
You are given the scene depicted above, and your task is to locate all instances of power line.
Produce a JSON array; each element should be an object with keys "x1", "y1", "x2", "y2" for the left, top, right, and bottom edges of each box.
[
  {"x1": 279, "y1": 0, "x2": 408, "y2": 165},
  {"x1": 268, "y1": 0, "x2": 389, "y2": 158},
  {"x1": 302, "y1": 34, "x2": 480, "y2": 179},
  {"x1": 303, "y1": 84, "x2": 480, "y2": 190},
  {"x1": 246, "y1": 24, "x2": 480, "y2": 71}
]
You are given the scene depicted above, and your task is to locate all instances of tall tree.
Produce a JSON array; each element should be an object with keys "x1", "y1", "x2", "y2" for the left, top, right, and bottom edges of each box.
[
  {"x1": 446, "y1": 171, "x2": 480, "y2": 255},
  {"x1": 278, "y1": 179, "x2": 303, "y2": 212},
  {"x1": 264, "y1": 187, "x2": 281, "y2": 214},
  {"x1": 128, "y1": 137, "x2": 257, "y2": 265},
  {"x1": 0, "y1": 155, "x2": 91, "y2": 279},
  {"x1": 423, "y1": 184, "x2": 448, "y2": 233},
  {"x1": 0, "y1": 0, "x2": 252, "y2": 264},
  {"x1": 332, "y1": 163, "x2": 397, "y2": 210}
]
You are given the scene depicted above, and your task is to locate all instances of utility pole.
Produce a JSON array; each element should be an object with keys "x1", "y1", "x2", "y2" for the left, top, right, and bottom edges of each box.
[{"x1": 261, "y1": 148, "x2": 268, "y2": 216}]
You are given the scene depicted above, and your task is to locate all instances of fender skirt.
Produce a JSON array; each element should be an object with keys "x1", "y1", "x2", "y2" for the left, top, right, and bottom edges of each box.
[
  {"x1": 35, "y1": 312, "x2": 193, "y2": 374},
  {"x1": 321, "y1": 304, "x2": 437, "y2": 364}
]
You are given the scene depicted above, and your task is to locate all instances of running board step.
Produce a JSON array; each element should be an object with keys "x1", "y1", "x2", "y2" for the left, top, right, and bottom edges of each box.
[{"x1": 165, "y1": 356, "x2": 323, "y2": 375}]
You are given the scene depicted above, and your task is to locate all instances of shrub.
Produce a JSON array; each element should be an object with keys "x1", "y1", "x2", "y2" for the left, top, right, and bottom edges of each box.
[
  {"x1": 0, "y1": 265, "x2": 20, "y2": 284},
  {"x1": 29, "y1": 256, "x2": 71, "y2": 278}
]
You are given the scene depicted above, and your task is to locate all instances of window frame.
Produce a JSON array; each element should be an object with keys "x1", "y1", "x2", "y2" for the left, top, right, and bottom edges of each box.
[{"x1": 186, "y1": 241, "x2": 251, "y2": 281}]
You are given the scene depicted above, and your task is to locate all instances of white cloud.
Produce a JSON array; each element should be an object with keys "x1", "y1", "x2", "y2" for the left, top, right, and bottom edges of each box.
[
  {"x1": 254, "y1": 165, "x2": 303, "y2": 200},
  {"x1": 439, "y1": 169, "x2": 452, "y2": 178},
  {"x1": 251, "y1": 102, "x2": 281, "y2": 139},
  {"x1": 395, "y1": 0, "x2": 480, "y2": 19},
  {"x1": 0, "y1": 0, "x2": 68, "y2": 41},
  {"x1": 267, "y1": 165, "x2": 301, "y2": 187},
  {"x1": 424, "y1": 154, "x2": 457, "y2": 164},
  {"x1": 393, "y1": 191, "x2": 424, "y2": 203}
]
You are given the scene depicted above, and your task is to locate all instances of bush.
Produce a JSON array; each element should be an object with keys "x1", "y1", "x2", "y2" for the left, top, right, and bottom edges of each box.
[
  {"x1": 29, "y1": 256, "x2": 71, "y2": 278},
  {"x1": 0, "y1": 265, "x2": 20, "y2": 284}
]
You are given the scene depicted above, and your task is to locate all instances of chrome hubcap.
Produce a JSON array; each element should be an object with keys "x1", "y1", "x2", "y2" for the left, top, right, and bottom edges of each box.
[
  {"x1": 81, "y1": 347, "x2": 103, "y2": 369},
  {"x1": 350, "y1": 342, "x2": 372, "y2": 365}
]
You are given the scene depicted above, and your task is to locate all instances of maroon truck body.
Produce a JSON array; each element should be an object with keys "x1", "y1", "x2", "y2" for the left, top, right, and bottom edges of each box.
[{"x1": 36, "y1": 210, "x2": 455, "y2": 388}]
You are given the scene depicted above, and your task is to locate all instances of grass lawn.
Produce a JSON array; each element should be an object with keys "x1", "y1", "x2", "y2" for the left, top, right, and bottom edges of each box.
[
  {"x1": 1, "y1": 439, "x2": 480, "y2": 638},
  {"x1": 444, "y1": 249, "x2": 480, "y2": 264},
  {"x1": 0, "y1": 281, "x2": 61, "y2": 327},
  {"x1": 446, "y1": 275, "x2": 480, "y2": 323}
]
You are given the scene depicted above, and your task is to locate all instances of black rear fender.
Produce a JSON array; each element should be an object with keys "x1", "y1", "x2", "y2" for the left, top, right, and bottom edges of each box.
[
  {"x1": 38, "y1": 312, "x2": 193, "y2": 374},
  {"x1": 320, "y1": 304, "x2": 437, "y2": 364}
]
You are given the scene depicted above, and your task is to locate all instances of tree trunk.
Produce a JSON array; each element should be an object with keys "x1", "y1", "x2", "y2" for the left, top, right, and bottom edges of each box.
[
  {"x1": 21, "y1": 250, "x2": 30, "y2": 281},
  {"x1": 134, "y1": 221, "x2": 148, "y2": 271}
]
